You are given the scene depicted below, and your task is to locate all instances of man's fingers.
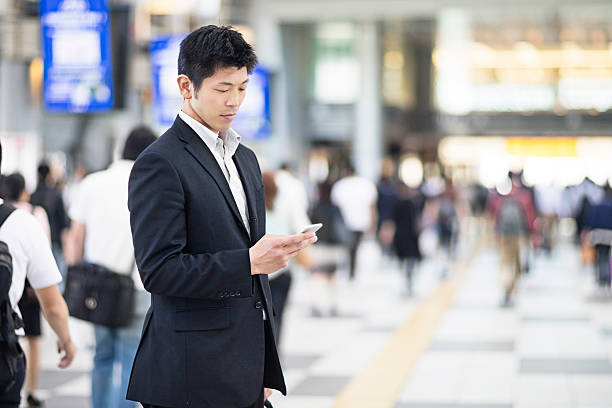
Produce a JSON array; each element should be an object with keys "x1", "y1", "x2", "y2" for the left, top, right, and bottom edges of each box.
[
  {"x1": 285, "y1": 235, "x2": 317, "y2": 256},
  {"x1": 280, "y1": 232, "x2": 315, "y2": 247}
]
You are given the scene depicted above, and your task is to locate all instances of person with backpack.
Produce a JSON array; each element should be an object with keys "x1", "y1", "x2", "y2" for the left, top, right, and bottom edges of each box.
[
  {"x1": 0, "y1": 173, "x2": 51, "y2": 407},
  {"x1": 0, "y1": 142, "x2": 76, "y2": 408},
  {"x1": 488, "y1": 172, "x2": 536, "y2": 307}
]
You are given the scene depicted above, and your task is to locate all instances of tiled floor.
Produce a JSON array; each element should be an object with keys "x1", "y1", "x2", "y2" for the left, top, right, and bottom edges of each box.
[
  {"x1": 395, "y1": 243, "x2": 612, "y2": 408},
  {"x1": 24, "y1": 236, "x2": 612, "y2": 408}
]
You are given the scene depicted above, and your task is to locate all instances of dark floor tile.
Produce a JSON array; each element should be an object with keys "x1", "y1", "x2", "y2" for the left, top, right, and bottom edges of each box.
[
  {"x1": 361, "y1": 325, "x2": 395, "y2": 333},
  {"x1": 520, "y1": 359, "x2": 612, "y2": 375},
  {"x1": 39, "y1": 370, "x2": 88, "y2": 390},
  {"x1": 429, "y1": 340, "x2": 514, "y2": 352},
  {"x1": 396, "y1": 403, "x2": 512, "y2": 408},
  {"x1": 45, "y1": 396, "x2": 90, "y2": 408},
  {"x1": 291, "y1": 375, "x2": 351, "y2": 396},
  {"x1": 522, "y1": 316, "x2": 589, "y2": 323},
  {"x1": 281, "y1": 354, "x2": 320, "y2": 370}
]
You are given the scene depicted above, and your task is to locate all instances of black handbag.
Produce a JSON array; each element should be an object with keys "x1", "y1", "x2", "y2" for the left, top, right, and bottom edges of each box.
[{"x1": 63, "y1": 262, "x2": 135, "y2": 328}]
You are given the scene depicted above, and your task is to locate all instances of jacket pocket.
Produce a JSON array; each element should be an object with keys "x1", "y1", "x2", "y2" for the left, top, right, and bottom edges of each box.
[{"x1": 174, "y1": 307, "x2": 230, "y2": 331}]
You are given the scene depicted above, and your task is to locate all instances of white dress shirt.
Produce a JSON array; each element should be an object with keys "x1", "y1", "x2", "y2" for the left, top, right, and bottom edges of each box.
[
  {"x1": 179, "y1": 110, "x2": 251, "y2": 238},
  {"x1": 179, "y1": 111, "x2": 266, "y2": 319}
]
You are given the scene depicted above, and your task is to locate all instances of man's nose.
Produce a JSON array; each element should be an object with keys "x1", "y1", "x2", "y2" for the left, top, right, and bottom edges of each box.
[{"x1": 226, "y1": 91, "x2": 240, "y2": 106}]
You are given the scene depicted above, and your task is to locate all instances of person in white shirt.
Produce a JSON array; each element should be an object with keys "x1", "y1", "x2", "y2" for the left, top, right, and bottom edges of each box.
[
  {"x1": 0, "y1": 172, "x2": 52, "y2": 407},
  {"x1": 66, "y1": 126, "x2": 157, "y2": 408},
  {"x1": 331, "y1": 165, "x2": 378, "y2": 280},
  {"x1": 0, "y1": 143, "x2": 76, "y2": 408}
]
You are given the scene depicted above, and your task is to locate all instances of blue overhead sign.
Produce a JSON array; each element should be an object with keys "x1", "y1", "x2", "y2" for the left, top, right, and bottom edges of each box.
[
  {"x1": 150, "y1": 35, "x2": 185, "y2": 126},
  {"x1": 40, "y1": 0, "x2": 113, "y2": 113},
  {"x1": 233, "y1": 66, "x2": 271, "y2": 141}
]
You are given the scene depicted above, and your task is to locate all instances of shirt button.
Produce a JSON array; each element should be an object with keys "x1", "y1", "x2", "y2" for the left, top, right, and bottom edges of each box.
[{"x1": 255, "y1": 301, "x2": 263, "y2": 309}]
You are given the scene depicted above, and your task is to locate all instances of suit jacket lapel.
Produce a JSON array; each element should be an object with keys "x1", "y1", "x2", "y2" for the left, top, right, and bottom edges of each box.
[
  {"x1": 233, "y1": 146, "x2": 259, "y2": 242},
  {"x1": 174, "y1": 117, "x2": 249, "y2": 238}
]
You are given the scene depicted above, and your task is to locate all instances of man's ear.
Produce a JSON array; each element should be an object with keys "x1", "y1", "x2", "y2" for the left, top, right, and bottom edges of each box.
[{"x1": 177, "y1": 75, "x2": 193, "y2": 99}]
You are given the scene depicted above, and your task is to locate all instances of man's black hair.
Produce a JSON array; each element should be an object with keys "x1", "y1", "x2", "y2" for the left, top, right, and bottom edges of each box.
[
  {"x1": 122, "y1": 126, "x2": 158, "y2": 161},
  {"x1": 178, "y1": 25, "x2": 258, "y2": 92},
  {"x1": 1, "y1": 173, "x2": 25, "y2": 201}
]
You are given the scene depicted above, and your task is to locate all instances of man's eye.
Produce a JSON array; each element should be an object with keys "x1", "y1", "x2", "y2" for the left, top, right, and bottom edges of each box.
[
  {"x1": 216, "y1": 89, "x2": 229, "y2": 93},
  {"x1": 239, "y1": 88, "x2": 246, "y2": 92}
]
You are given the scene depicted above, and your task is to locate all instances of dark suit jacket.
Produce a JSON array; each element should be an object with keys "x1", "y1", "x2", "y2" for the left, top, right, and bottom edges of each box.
[{"x1": 126, "y1": 116, "x2": 286, "y2": 408}]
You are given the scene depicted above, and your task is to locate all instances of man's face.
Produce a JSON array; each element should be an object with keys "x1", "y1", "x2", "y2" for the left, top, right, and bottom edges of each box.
[{"x1": 178, "y1": 66, "x2": 249, "y2": 134}]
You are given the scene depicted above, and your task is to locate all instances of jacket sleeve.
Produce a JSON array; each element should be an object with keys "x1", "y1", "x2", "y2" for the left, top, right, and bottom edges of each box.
[{"x1": 128, "y1": 151, "x2": 252, "y2": 299}]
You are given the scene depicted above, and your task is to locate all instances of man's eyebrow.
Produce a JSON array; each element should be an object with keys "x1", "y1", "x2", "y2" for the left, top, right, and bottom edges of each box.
[{"x1": 216, "y1": 79, "x2": 249, "y2": 86}]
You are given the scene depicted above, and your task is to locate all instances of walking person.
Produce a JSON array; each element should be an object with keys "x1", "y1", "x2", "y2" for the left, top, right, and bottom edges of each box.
[
  {"x1": 331, "y1": 165, "x2": 377, "y2": 280},
  {"x1": 0, "y1": 143, "x2": 76, "y2": 408},
  {"x1": 0, "y1": 173, "x2": 51, "y2": 407},
  {"x1": 262, "y1": 172, "x2": 311, "y2": 342},
  {"x1": 30, "y1": 162, "x2": 70, "y2": 280},
  {"x1": 584, "y1": 185, "x2": 612, "y2": 290},
  {"x1": 126, "y1": 25, "x2": 317, "y2": 408},
  {"x1": 488, "y1": 172, "x2": 536, "y2": 307},
  {"x1": 376, "y1": 159, "x2": 399, "y2": 262},
  {"x1": 392, "y1": 183, "x2": 422, "y2": 297},
  {"x1": 309, "y1": 181, "x2": 350, "y2": 316},
  {"x1": 65, "y1": 126, "x2": 157, "y2": 408}
]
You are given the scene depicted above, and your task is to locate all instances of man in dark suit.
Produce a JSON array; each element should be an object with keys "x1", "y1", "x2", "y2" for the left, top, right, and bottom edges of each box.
[{"x1": 126, "y1": 26, "x2": 317, "y2": 408}]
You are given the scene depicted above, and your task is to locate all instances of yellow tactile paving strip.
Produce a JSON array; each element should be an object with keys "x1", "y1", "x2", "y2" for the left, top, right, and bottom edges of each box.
[{"x1": 332, "y1": 244, "x2": 481, "y2": 408}]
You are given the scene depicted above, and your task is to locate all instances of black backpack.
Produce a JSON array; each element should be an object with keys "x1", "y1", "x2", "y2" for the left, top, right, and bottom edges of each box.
[{"x1": 0, "y1": 204, "x2": 24, "y2": 393}]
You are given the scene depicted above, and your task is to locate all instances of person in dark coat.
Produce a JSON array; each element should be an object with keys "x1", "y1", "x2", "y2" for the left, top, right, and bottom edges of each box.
[
  {"x1": 309, "y1": 180, "x2": 350, "y2": 316},
  {"x1": 393, "y1": 183, "x2": 422, "y2": 296}
]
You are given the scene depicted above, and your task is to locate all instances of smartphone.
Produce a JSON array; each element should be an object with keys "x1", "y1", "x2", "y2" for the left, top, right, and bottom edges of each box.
[{"x1": 301, "y1": 223, "x2": 323, "y2": 234}]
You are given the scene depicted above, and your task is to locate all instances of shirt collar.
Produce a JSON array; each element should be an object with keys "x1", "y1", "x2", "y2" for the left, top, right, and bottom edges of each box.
[{"x1": 178, "y1": 110, "x2": 241, "y2": 157}]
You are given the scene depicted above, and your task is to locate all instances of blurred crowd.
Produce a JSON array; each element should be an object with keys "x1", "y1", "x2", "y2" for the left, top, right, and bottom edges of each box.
[{"x1": 1, "y1": 126, "x2": 612, "y2": 406}]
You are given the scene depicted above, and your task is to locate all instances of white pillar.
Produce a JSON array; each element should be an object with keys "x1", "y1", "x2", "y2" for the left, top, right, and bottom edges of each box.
[
  {"x1": 247, "y1": 4, "x2": 291, "y2": 171},
  {"x1": 353, "y1": 21, "x2": 382, "y2": 181}
]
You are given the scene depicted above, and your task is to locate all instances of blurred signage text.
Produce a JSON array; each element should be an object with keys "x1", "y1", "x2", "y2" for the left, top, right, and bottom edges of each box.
[{"x1": 40, "y1": 0, "x2": 114, "y2": 113}]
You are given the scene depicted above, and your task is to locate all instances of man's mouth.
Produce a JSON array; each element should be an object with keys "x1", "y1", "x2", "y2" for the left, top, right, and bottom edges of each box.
[{"x1": 221, "y1": 113, "x2": 236, "y2": 120}]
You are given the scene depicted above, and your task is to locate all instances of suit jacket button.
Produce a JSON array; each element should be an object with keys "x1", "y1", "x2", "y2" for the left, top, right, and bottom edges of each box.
[{"x1": 255, "y1": 301, "x2": 263, "y2": 309}]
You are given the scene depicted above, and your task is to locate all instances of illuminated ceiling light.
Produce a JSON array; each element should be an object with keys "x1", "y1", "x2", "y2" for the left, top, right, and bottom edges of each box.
[
  {"x1": 399, "y1": 156, "x2": 423, "y2": 188},
  {"x1": 496, "y1": 177, "x2": 512, "y2": 196},
  {"x1": 515, "y1": 41, "x2": 540, "y2": 67},
  {"x1": 471, "y1": 42, "x2": 494, "y2": 65},
  {"x1": 144, "y1": 0, "x2": 190, "y2": 15},
  {"x1": 316, "y1": 22, "x2": 355, "y2": 40},
  {"x1": 143, "y1": 0, "x2": 220, "y2": 17},
  {"x1": 384, "y1": 50, "x2": 404, "y2": 70}
]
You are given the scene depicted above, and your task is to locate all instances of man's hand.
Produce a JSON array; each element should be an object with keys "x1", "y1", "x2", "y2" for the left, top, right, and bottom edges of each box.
[
  {"x1": 57, "y1": 339, "x2": 77, "y2": 369},
  {"x1": 264, "y1": 388, "x2": 273, "y2": 400},
  {"x1": 249, "y1": 232, "x2": 317, "y2": 275}
]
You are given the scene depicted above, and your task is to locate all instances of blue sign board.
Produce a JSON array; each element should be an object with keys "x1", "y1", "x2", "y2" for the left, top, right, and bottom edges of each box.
[
  {"x1": 40, "y1": 0, "x2": 113, "y2": 113},
  {"x1": 150, "y1": 35, "x2": 185, "y2": 126},
  {"x1": 233, "y1": 66, "x2": 271, "y2": 141}
]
